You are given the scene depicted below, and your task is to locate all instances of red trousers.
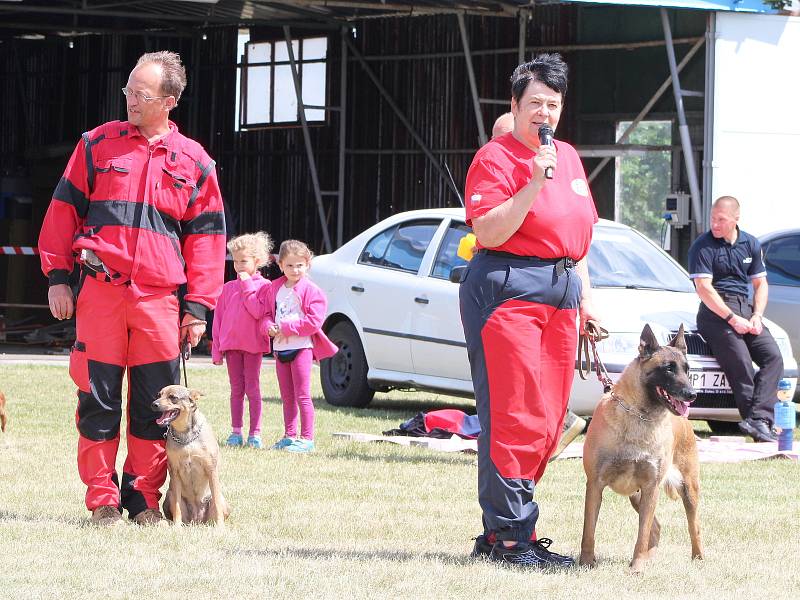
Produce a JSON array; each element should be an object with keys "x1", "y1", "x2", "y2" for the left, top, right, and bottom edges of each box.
[{"x1": 69, "y1": 275, "x2": 180, "y2": 516}]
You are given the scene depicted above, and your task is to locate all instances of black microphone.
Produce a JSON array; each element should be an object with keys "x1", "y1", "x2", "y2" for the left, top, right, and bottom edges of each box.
[{"x1": 538, "y1": 124, "x2": 554, "y2": 180}]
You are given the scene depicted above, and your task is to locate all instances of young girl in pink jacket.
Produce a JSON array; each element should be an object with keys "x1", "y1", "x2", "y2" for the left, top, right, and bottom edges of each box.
[
  {"x1": 212, "y1": 232, "x2": 273, "y2": 449},
  {"x1": 242, "y1": 239, "x2": 338, "y2": 452}
]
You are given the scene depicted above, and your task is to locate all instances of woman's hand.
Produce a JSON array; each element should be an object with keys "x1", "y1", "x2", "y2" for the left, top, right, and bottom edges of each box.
[
  {"x1": 532, "y1": 143, "x2": 557, "y2": 184},
  {"x1": 579, "y1": 297, "x2": 601, "y2": 335}
]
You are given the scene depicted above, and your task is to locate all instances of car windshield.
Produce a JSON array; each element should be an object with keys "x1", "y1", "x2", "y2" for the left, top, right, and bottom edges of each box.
[{"x1": 588, "y1": 225, "x2": 694, "y2": 292}]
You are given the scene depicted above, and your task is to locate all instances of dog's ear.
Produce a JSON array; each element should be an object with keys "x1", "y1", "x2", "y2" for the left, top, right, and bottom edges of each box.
[
  {"x1": 638, "y1": 324, "x2": 661, "y2": 359},
  {"x1": 188, "y1": 389, "x2": 203, "y2": 410},
  {"x1": 669, "y1": 323, "x2": 688, "y2": 355}
]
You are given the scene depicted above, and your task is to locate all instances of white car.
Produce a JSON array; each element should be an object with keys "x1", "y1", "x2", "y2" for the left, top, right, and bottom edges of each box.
[{"x1": 311, "y1": 208, "x2": 797, "y2": 430}]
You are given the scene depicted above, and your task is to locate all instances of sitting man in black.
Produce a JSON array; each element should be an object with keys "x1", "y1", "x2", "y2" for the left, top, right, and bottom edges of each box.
[{"x1": 688, "y1": 195, "x2": 782, "y2": 442}]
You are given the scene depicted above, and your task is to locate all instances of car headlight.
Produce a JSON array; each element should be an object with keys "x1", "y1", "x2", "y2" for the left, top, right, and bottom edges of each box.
[
  {"x1": 593, "y1": 325, "x2": 673, "y2": 356},
  {"x1": 594, "y1": 332, "x2": 641, "y2": 356}
]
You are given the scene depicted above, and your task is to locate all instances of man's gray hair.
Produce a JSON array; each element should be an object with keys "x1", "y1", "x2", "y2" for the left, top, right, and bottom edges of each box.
[{"x1": 136, "y1": 51, "x2": 187, "y2": 102}]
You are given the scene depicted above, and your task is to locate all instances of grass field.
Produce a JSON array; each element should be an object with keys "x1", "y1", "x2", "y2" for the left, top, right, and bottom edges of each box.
[{"x1": 1, "y1": 362, "x2": 798, "y2": 600}]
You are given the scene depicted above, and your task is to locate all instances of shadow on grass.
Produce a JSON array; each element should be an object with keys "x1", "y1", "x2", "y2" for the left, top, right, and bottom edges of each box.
[
  {"x1": 323, "y1": 445, "x2": 475, "y2": 465},
  {"x1": 227, "y1": 544, "x2": 475, "y2": 566},
  {"x1": 0, "y1": 510, "x2": 85, "y2": 527}
]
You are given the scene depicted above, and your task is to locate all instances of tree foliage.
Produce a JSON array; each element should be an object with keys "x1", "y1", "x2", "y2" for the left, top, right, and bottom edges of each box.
[{"x1": 616, "y1": 121, "x2": 672, "y2": 243}]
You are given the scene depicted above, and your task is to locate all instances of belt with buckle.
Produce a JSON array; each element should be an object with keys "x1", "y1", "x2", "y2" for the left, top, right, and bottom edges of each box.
[{"x1": 479, "y1": 249, "x2": 576, "y2": 274}]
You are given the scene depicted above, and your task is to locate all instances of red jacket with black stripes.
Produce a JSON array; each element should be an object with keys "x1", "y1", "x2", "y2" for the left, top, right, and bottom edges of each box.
[{"x1": 39, "y1": 120, "x2": 226, "y2": 320}]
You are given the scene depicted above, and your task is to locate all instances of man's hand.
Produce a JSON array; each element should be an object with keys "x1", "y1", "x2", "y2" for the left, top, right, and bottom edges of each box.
[
  {"x1": 729, "y1": 314, "x2": 751, "y2": 335},
  {"x1": 179, "y1": 313, "x2": 206, "y2": 348},
  {"x1": 749, "y1": 314, "x2": 764, "y2": 336},
  {"x1": 48, "y1": 284, "x2": 74, "y2": 320},
  {"x1": 268, "y1": 324, "x2": 280, "y2": 338}
]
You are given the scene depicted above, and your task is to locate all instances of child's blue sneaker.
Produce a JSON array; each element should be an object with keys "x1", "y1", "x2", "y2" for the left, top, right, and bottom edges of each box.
[
  {"x1": 270, "y1": 437, "x2": 294, "y2": 450},
  {"x1": 225, "y1": 433, "x2": 244, "y2": 447},
  {"x1": 247, "y1": 436, "x2": 263, "y2": 449},
  {"x1": 286, "y1": 438, "x2": 315, "y2": 453}
]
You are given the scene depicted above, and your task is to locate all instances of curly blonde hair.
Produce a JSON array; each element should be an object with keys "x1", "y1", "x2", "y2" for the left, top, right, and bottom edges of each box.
[
  {"x1": 278, "y1": 239, "x2": 314, "y2": 263},
  {"x1": 227, "y1": 232, "x2": 273, "y2": 268}
]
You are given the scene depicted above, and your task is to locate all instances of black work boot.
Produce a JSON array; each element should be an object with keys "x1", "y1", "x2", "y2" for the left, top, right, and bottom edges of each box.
[
  {"x1": 739, "y1": 417, "x2": 778, "y2": 443},
  {"x1": 490, "y1": 538, "x2": 575, "y2": 569}
]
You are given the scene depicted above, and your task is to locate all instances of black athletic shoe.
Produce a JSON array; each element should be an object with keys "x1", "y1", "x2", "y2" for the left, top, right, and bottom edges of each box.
[
  {"x1": 470, "y1": 534, "x2": 494, "y2": 558},
  {"x1": 490, "y1": 538, "x2": 575, "y2": 569},
  {"x1": 739, "y1": 417, "x2": 778, "y2": 443}
]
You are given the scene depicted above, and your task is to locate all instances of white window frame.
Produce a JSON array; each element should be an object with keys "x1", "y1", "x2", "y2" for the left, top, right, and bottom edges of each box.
[{"x1": 237, "y1": 34, "x2": 328, "y2": 130}]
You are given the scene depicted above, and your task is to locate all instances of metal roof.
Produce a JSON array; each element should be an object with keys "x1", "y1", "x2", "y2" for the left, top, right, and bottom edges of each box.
[{"x1": 0, "y1": 0, "x2": 531, "y2": 39}]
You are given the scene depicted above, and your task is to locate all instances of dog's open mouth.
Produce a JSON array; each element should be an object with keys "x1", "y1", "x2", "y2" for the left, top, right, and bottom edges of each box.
[
  {"x1": 156, "y1": 409, "x2": 180, "y2": 426},
  {"x1": 656, "y1": 386, "x2": 692, "y2": 417}
]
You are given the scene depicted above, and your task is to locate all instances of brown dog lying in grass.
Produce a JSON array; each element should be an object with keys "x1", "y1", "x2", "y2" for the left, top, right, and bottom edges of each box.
[
  {"x1": 152, "y1": 385, "x2": 230, "y2": 527},
  {"x1": 580, "y1": 324, "x2": 704, "y2": 573},
  {"x1": 0, "y1": 390, "x2": 7, "y2": 433}
]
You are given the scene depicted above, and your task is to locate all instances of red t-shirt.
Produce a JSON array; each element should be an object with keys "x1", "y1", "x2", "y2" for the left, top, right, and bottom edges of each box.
[{"x1": 464, "y1": 132, "x2": 598, "y2": 260}]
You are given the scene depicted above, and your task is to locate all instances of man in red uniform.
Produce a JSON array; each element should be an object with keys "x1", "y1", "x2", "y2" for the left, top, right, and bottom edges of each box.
[{"x1": 39, "y1": 51, "x2": 225, "y2": 526}]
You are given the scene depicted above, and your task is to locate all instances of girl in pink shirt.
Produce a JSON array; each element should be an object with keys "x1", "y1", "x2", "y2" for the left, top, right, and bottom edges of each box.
[
  {"x1": 242, "y1": 240, "x2": 338, "y2": 452},
  {"x1": 212, "y1": 232, "x2": 273, "y2": 449}
]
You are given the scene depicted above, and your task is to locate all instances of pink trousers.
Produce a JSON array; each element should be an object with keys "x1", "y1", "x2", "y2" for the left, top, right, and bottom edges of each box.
[
  {"x1": 225, "y1": 350, "x2": 263, "y2": 437},
  {"x1": 274, "y1": 348, "x2": 314, "y2": 439}
]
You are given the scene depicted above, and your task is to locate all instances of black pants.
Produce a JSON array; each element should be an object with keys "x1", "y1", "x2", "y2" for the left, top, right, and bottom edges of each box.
[{"x1": 696, "y1": 294, "x2": 782, "y2": 424}]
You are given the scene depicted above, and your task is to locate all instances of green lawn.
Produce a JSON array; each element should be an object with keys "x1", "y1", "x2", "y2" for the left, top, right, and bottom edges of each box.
[{"x1": 0, "y1": 363, "x2": 798, "y2": 599}]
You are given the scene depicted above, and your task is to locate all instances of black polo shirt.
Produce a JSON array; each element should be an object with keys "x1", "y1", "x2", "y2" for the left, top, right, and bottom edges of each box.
[{"x1": 688, "y1": 227, "x2": 767, "y2": 297}]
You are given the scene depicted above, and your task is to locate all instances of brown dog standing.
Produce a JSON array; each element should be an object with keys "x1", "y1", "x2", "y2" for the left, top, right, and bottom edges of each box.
[
  {"x1": 580, "y1": 324, "x2": 704, "y2": 573},
  {"x1": 152, "y1": 385, "x2": 230, "y2": 527}
]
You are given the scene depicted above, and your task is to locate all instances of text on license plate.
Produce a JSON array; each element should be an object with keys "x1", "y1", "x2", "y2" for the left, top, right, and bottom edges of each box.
[{"x1": 688, "y1": 370, "x2": 731, "y2": 392}]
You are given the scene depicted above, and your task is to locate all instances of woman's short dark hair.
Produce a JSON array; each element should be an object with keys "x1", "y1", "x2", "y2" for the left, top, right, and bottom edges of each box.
[{"x1": 510, "y1": 53, "x2": 568, "y2": 104}]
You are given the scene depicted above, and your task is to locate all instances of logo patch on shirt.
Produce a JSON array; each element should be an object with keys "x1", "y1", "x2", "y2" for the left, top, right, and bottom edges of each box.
[
  {"x1": 743, "y1": 257, "x2": 752, "y2": 264},
  {"x1": 470, "y1": 193, "x2": 482, "y2": 205},
  {"x1": 571, "y1": 178, "x2": 589, "y2": 197}
]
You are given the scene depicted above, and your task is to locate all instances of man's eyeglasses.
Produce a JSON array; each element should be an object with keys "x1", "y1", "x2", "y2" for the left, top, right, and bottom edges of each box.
[{"x1": 121, "y1": 87, "x2": 171, "y2": 103}]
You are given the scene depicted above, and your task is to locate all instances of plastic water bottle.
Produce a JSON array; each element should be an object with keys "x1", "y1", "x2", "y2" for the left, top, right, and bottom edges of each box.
[{"x1": 773, "y1": 379, "x2": 795, "y2": 451}]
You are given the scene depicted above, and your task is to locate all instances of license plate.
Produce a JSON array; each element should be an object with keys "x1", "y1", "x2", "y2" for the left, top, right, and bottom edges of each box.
[{"x1": 689, "y1": 370, "x2": 731, "y2": 393}]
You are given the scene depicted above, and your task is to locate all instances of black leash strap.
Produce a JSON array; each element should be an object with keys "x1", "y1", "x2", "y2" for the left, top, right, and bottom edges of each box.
[
  {"x1": 178, "y1": 319, "x2": 207, "y2": 387},
  {"x1": 578, "y1": 320, "x2": 614, "y2": 393}
]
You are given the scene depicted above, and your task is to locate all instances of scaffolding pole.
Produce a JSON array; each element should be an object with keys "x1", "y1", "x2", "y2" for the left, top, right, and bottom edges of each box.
[
  {"x1": 587, "y1": 36, "x2": 705, "y2": 185},
  {"x1": 337, "y1": 27, "x2": 348, "y2": 248},
  {"x1": 660, "y1": 9, "x2": 703, "y2": 235},
  {"x1": 283, "y1": 25, "x2": 333, "y2": 253},
  {"x1": 457, "y1": 13, "x2": 487, "y2": 147},
  {"x1": 346, "y1": 38, "x2": 461, "y2": 201}
]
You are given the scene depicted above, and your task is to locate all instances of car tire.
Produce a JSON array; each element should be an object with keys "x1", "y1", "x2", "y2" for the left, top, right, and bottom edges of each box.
[
  {"x1": 320, "y1": 321, "x2": 375, "y2": 408},
  {"x1": 707, "y1": 420, "x2": 742, "y2": 435}
]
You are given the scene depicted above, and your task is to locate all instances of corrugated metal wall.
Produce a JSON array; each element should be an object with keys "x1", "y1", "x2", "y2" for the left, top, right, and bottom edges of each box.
[{"x1": 0, "y1": 6, "x2": 705, "y2": 310}]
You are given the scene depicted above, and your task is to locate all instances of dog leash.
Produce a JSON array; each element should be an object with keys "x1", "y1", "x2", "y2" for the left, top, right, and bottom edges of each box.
[
  {"x1": 578, "y1": 320, "x2": 613, "y2": 393},
  {"x1": 179, "y1": 319, "x2": 207, "y2": 387}
]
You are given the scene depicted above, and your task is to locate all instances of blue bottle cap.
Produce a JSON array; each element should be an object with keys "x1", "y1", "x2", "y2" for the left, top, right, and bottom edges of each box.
[{"x1": 778, "y1": 379, "x2": 792, "y2": 391}]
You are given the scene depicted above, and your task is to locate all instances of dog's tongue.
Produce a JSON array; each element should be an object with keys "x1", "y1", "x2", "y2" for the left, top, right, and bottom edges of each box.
[
  {"x1": 156, "y1": 410, "x2": 178, "y2": 426},
  {"x1": 675, "y1": 400, "x2": 690, "y2": 418}
]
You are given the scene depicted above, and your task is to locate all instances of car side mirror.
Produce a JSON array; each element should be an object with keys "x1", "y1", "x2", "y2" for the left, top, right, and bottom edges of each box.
[{"x1": 449, "y1": 265, "x2": 467, "y2": 284}]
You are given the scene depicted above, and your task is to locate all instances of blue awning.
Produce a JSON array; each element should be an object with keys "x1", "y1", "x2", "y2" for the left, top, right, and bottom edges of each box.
[{"x1": 557, "y1": 0, "x2": 779, "y2": 12}]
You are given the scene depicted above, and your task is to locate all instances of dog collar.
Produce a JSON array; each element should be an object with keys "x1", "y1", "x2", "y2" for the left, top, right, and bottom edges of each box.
[
  {"x1": 611, "y1": 393, "x2": 652, "y2": 422},
  {"x1": 166, "y1": 422, "x2": 203, "y2": 445}
]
